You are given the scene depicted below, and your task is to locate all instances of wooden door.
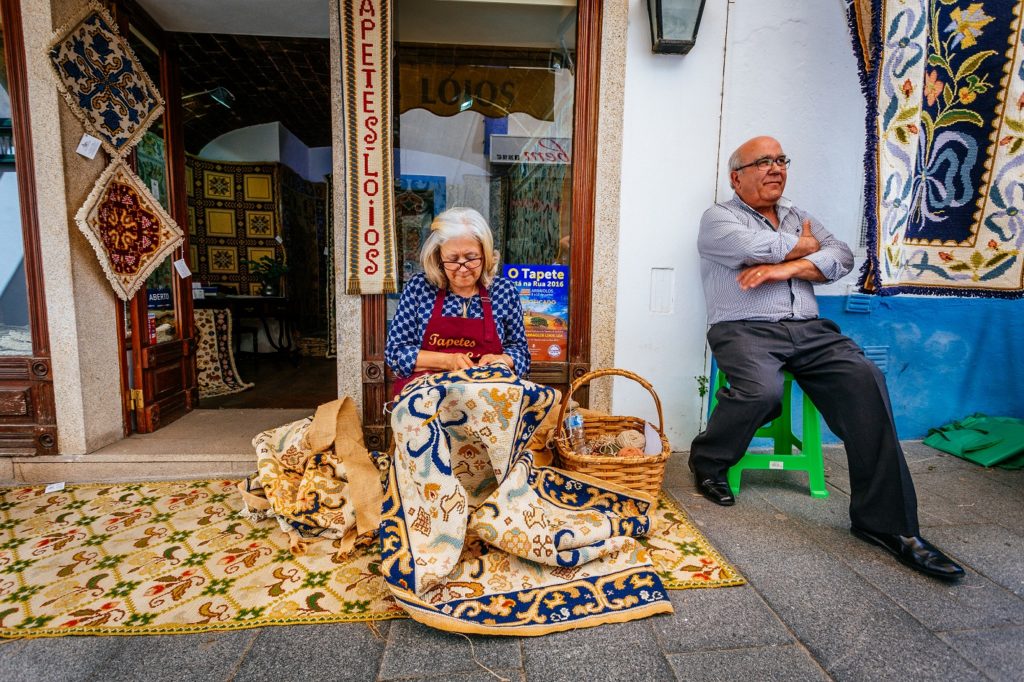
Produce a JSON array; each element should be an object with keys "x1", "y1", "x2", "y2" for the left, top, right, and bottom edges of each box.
[
  {"x1": 119, "y1": 4, "x2": 196, "y2": 433},
  {"x1": 0, "y1": 0, "x2": 57, "y2": 455},
  {"x1": 359, "y1": 0, "x2": 602, "y2": 449}
]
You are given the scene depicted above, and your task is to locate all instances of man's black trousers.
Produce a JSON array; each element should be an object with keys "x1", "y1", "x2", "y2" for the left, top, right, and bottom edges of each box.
[{"x1": 689, "y1": 318, "x2": 919, "y2": 536}]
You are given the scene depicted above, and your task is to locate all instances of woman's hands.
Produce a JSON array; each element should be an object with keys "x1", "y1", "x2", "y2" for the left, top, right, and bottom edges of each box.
[
  {"x1": 414, "y1": 351, "x2": 515, "y2": 374},
  {"x1": 478, "y1": 353, "x2": 514, "y2": 370}
]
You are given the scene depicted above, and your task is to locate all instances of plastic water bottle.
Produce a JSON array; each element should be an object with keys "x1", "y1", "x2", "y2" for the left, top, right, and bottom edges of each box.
[{"x1": 565, "y1": 409, "x2": 590, "y2": 455}]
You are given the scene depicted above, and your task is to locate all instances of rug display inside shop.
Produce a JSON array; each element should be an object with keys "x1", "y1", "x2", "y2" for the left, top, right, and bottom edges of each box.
[{"x1": 185, "y1": 156, "x2": 333, "y2": 356}]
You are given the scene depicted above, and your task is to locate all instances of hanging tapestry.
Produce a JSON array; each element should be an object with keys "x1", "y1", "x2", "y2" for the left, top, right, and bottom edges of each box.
[
  {"x1": 185, "y1": 157, "x2": 283, "y2": 295},
  {"x1": 851, "y1": 0, "x2": 1024, "y2": 296},
  {"x1": 48, "y1": 3, "x2": 164, "y2": 157},
  {"x1": 194, "y1": 308, "x2": 253, "y2": 399},
  {"x1": 380, "y1": 366, "x2": 674, "y2": 636},
  {"x1": 75, "y1": 159, "x2": 184, "y2": 301},
  {"x1": 505, "y1": 164, "x2": 571, "y2": 265},
  {"x1": 340, "y1": 0, "x2": 398, "y2": 294}
]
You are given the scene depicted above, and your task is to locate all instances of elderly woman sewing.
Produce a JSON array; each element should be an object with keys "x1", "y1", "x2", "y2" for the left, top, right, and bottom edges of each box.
[{"x1": 385, "y1": 207, "x2": 530, "y2": 397}]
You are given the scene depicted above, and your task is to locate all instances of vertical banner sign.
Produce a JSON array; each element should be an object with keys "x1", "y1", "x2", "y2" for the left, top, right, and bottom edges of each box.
[
  {"x1": 503, "y1": 264, "x2": 568, "y2": 362},
  {"x1": 341, "y1": 0, "x2": 397, "y2": 294}
]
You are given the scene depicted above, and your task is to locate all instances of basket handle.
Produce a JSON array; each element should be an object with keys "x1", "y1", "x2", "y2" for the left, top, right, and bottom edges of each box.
[{"x1": 555, "y1": 368, "x2": 665, "y2": 438}]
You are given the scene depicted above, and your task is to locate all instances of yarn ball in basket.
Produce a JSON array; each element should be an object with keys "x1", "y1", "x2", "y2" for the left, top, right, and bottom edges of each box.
[
  {"x1": 615, "y1": 429, "x2": 646, "y2": 450},
  {"x1": 617, "y1": 446, "x2": 643, "y2": 458},
  {"x1": 589, "y1": 433, "x2": 620, "y2": 456}
]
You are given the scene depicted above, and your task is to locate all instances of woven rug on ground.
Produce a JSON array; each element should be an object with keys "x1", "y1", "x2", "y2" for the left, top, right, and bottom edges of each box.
[
  {"x1": 75, "y1": 159, "x2": 184, "y2": 301},
  {"x1": 379, "y1": 367, "x2": 674, "y2": 636},
  {"x1": 48, "y1": 2, "x2": 164, "y2": 157},
  {"x1": 0, "y1": 478, "x2": 738, "y2": 639},
  {"x1": 195, "y1": 308, "x2": 253, "y2": 399},
  {"x1": 850, "y1": 0, "x2": 1024, "y2": 297},
  {"x1": 340, "y1": 0, "x2": 398, "y2": 294}
]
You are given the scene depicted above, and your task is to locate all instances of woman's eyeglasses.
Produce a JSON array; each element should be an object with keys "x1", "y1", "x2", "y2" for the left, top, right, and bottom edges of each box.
[
  {"x1": 441, "y1": 257, "x2": 483, "y2": 272},
  {"x1": 734, "y1": 156, "x2": 792, "y2": 172}
]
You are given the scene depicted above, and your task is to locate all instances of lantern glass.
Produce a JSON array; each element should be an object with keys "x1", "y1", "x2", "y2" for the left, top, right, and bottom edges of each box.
[{"x1": 648, "y1": 0, "x2": 706, "y2": 54}]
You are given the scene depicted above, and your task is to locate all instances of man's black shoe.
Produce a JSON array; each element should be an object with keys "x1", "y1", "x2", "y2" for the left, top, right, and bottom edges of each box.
[
  {"x1": 688, "y1": 456, "x2": 735, "y2": 506},
  {"x1": 851, "y1": 527, "x2": 965, "y2": 580},
  {"x1": 695, "y1": 477, "x2": 735, "y2": 506}
]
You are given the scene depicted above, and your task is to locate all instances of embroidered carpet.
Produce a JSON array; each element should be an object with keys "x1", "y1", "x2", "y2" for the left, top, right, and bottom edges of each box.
[
  {"x1": 195, "y1": 308, "x2": 253, "y2": 399},
  {"x1": 75, "y1": 159, "x2": 185, "y2": 301},
  {"x1": 380, "y1": 368, "x2": 677, "y2": 635},
  {"x1": 48, "y1": 3, "x2": 164, "y2": 158},
  {"x1": 851, "y1": 0, "x2": 1024, "y2": 296},
  {"x1": 0, "y1": 478, "x2": 739, "y2": 639}
]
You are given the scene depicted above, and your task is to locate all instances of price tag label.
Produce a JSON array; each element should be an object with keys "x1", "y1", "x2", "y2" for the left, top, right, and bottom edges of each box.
[
  {"x1": 173, "y1": 259, "x2": 192, "y2": 279},
  {"x1": 150, "y1": 178, "x2": 160, "y2": 200},
  {"x1": 44, "y1": 482, "x2": 66, "y2": 493},
  {"x1": 275, "y1": 235, "x2": 283, "y2": 244},
  {"x1": 75, "y1": 134, "x2": 101, "y2": 159}
]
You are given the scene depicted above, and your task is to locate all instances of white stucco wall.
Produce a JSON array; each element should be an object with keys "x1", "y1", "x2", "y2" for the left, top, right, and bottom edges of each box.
[
  {"x1": 199, "y1": 122, "x2": 281, "y2": 162},
  {"x1": 200, "y1": 122, "x2": 334, "y2": 182},
  {"x1": 612, "y1": 0, "x2": 866, "y2": 448}
]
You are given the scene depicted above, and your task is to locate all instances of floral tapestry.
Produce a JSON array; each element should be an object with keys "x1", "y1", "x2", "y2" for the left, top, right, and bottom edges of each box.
[
  {"x1": 852, "y1": 1, "x2": 1024, "y2": 296},
  {"x1": 48, "y1": 3, "x2": 164, "y2": 157},
  {"x1": 75, "y1": 159, "x2": 184, "y2": 301}
]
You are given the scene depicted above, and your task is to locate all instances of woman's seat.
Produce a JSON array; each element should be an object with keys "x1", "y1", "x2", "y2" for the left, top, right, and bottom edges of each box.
[{"x1": 708, "y1": 362, "x2": 828, "y2": 499}]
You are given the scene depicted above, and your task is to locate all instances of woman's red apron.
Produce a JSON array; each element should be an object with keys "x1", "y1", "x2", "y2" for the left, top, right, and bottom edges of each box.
[{"x1": 391, "y1": 286, "x2": 504, "y2": 398}]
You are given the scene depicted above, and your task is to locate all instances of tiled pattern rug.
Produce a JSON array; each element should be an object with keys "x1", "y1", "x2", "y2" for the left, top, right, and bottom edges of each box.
[{"x1": 0, "y1": 479, "x2": 741, "y2": 638}]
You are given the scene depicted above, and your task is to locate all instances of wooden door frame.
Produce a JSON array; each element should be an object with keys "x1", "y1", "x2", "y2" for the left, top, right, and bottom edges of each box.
[
  {"x1": 359, "y1": 0, "x2": 603, "y2": 450},
  {"x1": 116, "y1": 0, "x2": 196, "y2": 433},
  {"x1": 0, "y1": 0, "x2": 57, "y2": 456}
]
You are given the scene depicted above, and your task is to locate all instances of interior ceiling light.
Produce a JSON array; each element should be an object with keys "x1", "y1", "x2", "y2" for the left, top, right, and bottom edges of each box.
[{"x1": 182, "y1": 86, "x2": 235, "y2": 108}]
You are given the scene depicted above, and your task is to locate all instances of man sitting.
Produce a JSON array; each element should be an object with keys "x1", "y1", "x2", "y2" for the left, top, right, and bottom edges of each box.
[{"x1": 688, "y1": 135, "x2": 964, "y2": 581}]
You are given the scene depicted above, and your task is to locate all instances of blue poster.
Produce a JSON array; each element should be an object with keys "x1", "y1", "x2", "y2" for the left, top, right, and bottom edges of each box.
[{"x1": 503, "y1": 264, "x2": 568, "y2": 362}]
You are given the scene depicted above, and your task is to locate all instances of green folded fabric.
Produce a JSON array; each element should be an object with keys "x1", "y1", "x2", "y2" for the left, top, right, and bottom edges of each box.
[{"x1": 924, "y1": 413, "x2": 1024, "y2": 468}]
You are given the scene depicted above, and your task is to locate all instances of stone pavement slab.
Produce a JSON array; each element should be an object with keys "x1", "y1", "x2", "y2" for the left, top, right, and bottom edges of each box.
[
  {"x1": 378, "y1": 620, "x2": 521, "y2": 680},
  {"x1": 653, "y1": 585, "x2": 793, "y2": 654},
  {"x1": 232, "y1": 622, "x2": 391, "y2": 681},
  {"x1": 665, "y1": 644, "x2": 830, "y2": 681},
  {"x1": 937, "y1": 626, "x2": 1024, "y2": 682},
  {"x1": 100, "y1": 631, "x2": 257, "y2": 682},
  {"x1": 521, "y1": 619, "x2": 675, "y2": 682}
]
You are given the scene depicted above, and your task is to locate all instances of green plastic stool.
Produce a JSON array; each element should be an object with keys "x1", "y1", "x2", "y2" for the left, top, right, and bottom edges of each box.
[{"x1": 709, "y1": 367, "x2": 828, "y2": 499}]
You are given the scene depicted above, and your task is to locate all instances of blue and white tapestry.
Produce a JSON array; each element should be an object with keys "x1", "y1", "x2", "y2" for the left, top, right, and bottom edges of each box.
[
  {"x1": 379, "y1": 366, "x2": 673, "y2": 635},
  {"x1": 49, "y1": 3, "x2": 164, "y2": 157},
  {"x1": 851, "y1": 1, "x2": 1024, "y2": 296}
]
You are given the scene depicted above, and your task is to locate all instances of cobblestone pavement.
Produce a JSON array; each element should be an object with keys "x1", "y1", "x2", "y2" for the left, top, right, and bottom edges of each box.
[{"x1": 1, "y1": 442, "x2": 1021, "y2": 681}]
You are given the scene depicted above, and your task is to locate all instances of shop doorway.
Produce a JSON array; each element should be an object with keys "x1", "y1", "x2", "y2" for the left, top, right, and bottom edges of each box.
[{"x1": 118, "y1": 0, "x2": 337, "y2": 435}]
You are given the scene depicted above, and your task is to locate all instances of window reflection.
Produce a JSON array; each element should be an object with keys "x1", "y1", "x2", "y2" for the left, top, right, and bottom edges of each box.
[
  {"x1": 0, "y1": 16, "x2": 33, "y2": 356},
  {"x1": 389, "y1": 0, "x2": 577, "y2": 365}
]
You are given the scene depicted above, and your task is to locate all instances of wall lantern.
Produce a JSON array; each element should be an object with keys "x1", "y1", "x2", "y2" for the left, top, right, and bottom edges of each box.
[{"x1": 647, "y1": 0, "x2": 707, "y2": 54}]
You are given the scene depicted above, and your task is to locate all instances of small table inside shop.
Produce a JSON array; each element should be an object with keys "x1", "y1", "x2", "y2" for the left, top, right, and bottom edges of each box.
[{"x1": 194, "y1": 295, "x2": 297, "y2": 358}]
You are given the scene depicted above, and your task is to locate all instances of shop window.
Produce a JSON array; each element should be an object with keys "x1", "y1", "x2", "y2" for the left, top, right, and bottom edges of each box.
[
  {"x1": 0, "y1": 13, "x2": 30, "y2": 357},
  {"x1": 391, "y1": 0, "x2": 577, "y2": 366}
]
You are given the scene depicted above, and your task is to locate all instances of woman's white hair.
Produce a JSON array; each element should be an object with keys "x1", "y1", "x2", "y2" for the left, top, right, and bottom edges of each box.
[{"x1": 420, "y1": 207, "x2": 499, "y2": 289}]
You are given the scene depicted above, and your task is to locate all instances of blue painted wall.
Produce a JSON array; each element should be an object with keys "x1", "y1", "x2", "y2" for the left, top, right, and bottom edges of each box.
[{"x1": 807, "y1": 295, "x2": 1024, "y2": 443}]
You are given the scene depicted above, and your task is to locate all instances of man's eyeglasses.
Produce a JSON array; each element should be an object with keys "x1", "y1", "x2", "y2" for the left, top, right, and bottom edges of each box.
[
  {"x1": 734, "y1": 156, "x2": 792, "y2": 172},
  {"x1": 441, "y1": 257, "x2": 483, "y2": 272}
]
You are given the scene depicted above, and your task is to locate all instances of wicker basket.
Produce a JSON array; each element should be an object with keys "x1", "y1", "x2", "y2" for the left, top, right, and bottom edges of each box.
[{"x1": 554, "y1": 368, "x2": 671, "y2": 497}]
